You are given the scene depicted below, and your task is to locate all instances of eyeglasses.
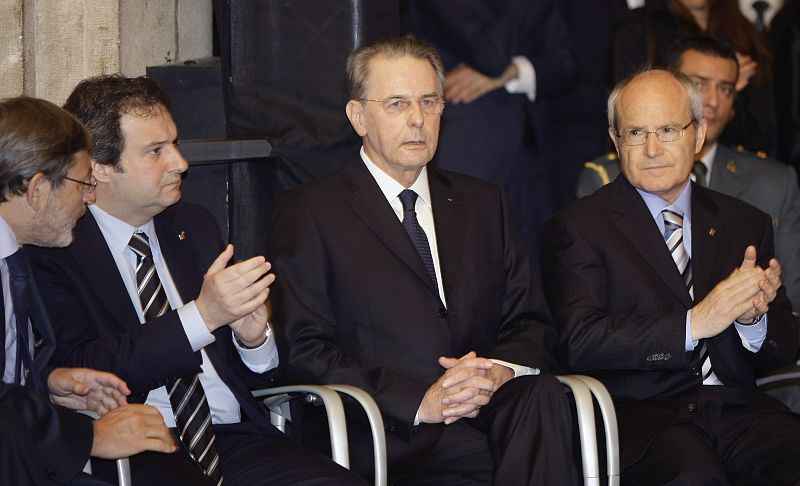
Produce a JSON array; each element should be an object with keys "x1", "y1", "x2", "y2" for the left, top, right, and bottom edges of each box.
[
  {"x1": 64, "y1": 175, "x2": 97, "y2": 194},
  {"x1": 616, "y1": 121, "x2": 694, "y2": 146},
  {"x1": 359, "y1": 95, "x2": 445, "y2": 115}
]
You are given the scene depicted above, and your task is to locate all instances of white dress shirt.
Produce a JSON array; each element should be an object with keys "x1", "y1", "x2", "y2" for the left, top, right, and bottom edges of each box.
[{"x1": 89, "y1": 204, "x2": 278, "y2": 426}]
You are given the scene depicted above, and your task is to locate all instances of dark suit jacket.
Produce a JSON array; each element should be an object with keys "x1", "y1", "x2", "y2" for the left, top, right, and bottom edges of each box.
[
  {"x1": 576, "y1": 144, "x2": 800, "y2": 311},
  {"x1": 542, "y1": 176, "x2": 798, "y2": 467},
  {"x1": 28, "y1": 202, "x2": 278, "y2": 434},
  {"x1": 1, "y1": 255, "x2": 93, "y2": 484},
  {"x1": 269, "y1": 160, "x2": 557, "y2": 475}
]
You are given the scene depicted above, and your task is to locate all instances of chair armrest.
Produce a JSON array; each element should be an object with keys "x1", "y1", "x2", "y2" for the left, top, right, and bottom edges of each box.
[
  {"x1": 253, "y1": 385, "x2": 350, "y2": 468},
  {"x1": 556, "y1": 375, "x2": 600, "y2": 486},
  {"x1": 324, "y1": 385, "x2": 387, "y2": 486},
  {"x1": 574, "y1": 375, "x2": 620, "y2": 486}
]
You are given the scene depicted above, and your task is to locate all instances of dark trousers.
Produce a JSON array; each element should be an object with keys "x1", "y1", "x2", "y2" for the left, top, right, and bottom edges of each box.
[
  {"x1": 623, "y1": 388, "x2": 800, "y2": 486},
  {"x1": 0, "y1": 403, "x2": 47, "y2": 486},
  {"x1": 90, "y1": 421, "x2": 366, "y2": 485},
  {"x1": 395, "y1": 374, "x2": 580, "y2": 486}
]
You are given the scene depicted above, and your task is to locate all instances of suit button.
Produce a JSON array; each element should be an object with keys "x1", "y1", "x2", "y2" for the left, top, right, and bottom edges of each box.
[
  {"x1": 437, "y1": 308, "x2": 447, "y2": 318},
  {"x1": 687, "y1": 403, "x2": 696, "y2": 413},
  {"x1": 690, "y1": 366, "x2": 700, "y2": 376}
]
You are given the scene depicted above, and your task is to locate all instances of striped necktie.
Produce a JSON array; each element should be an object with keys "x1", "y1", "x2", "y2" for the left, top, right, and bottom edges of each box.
[
  {"x1": 128, "y1": 231, "x2": 223, "y2": 484},
  {"x1": 662, "y1": 208, "x2": 719, "y2": 385}
]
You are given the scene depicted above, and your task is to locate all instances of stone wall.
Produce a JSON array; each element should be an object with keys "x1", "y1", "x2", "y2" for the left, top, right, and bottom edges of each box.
[{"x1": 0, "y1": 0, "x2": 211, "y2": 104}]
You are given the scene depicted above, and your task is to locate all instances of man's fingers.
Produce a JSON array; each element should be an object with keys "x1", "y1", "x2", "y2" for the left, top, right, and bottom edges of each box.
[
  {"x1": 740, "y1": 245, "x2": 757, "y2": 269},
  {"x1": 206, "y1": 244, "x2": 234, "y2": 276}
]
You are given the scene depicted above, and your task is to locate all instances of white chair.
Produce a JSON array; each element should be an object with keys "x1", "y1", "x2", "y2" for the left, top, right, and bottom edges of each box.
[
  {"x1": 557, "y1": 375, "x2": 620, "y2": 486},
  {"x1": 253, "y1": 384, "x2": 387, "y2": 486}
]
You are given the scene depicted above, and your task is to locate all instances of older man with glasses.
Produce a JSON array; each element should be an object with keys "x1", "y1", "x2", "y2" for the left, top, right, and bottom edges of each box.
[
  {"x1": 542, "y1": 68, "x2": 800, "y2": 485},
  {"x1": 269, "y1": 37, "x2": 579, "y2": 485}
]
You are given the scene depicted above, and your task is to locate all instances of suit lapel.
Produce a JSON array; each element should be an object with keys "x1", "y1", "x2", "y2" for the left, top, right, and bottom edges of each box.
[
  {"x1": 69, "y1": 211, "x2": 140, "y2": 331},
  {"x1": 710, "y1": 144, "x2": 746, "y2": 197},
  {"x1": 429, "y1": 169, "x2": 464, "y2": 301},
  {"x1": 341, "y1": 162, "x2": 440, "y2": 299},
  {"x1": 609, "y1": 178, "x2": 694, "y2": 306},
  {"x1": 690, "y1": 186, "x2": 722, "y2": 301},
  {"x1": 154, "y1": 211, "x2": 203, "y2": 301}
]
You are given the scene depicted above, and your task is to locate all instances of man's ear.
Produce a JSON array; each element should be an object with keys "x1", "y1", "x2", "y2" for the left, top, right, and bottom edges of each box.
[
  {"x1": 346, "y1": 100, "x2": 368, "y2": 137},
  {"x1": 25, "y1": 172, "x2": 52, "y2": 211},
  {"x1": 608, "y1": 127, "x2": 621, "y2": 155},
  {"x1": 695, "y1": 119, "x2": 708, "y2": 155},
  {"x1": 92, "y1": 159, "x2": 112, "y2": 184}
]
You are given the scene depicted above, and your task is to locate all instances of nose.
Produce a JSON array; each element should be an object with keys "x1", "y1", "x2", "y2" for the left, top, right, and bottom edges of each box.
[
  {"x1": 406, "y1": 100, "x2": 424, "y2": 128},
  {"x1": 643, "y1": 130, "x2": 663, "y2": 158},
  {"x1": 703, "y1": 83, "x2": 718, "y2": 109},
  {"x1": 170, "y1": 145, "x2": 189, "y2": 173},
  {"x1": 83, "y1": 186, "x2": 96, "y2": 205}
]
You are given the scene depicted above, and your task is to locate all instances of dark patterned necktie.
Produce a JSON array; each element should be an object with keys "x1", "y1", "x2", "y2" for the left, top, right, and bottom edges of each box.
[
  {"x1": 662, "y1": 208, "x2": 718, "y2": 385},
  {"x1": 399, "y1": 190, "x2": 438, "y2": 288},
  {"x1": 6, "y1": 249, "x2": 34, "y2": 390},
  {"x1": 128, "y1": 232, "x2": 223, "y2": 484}
]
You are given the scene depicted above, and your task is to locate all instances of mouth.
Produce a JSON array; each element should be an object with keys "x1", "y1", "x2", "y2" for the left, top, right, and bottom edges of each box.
[{"x1": 402, "y1": 140, "x2": 426, "y2": 149}]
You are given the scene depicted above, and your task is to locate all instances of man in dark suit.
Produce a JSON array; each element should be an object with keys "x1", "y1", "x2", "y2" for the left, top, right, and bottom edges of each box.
[
  {"x1": 404, "y1": 0, "x2": 578, "y2": 259},
  {"x1": 577, "y1": 35, "x2": 800, "y2": 312},
  {"x1": 28, "y1": 76, "x2": 364, "y2": 485},
  {"x1": 269, "y1": 37, "x2": 578, "y2": 485},
  {"x1": 543, "y1": 68, "x2": 800, "y2": 484},
  {"x1": 0, "y1": 96, "x2": 176, "y2": 485}
]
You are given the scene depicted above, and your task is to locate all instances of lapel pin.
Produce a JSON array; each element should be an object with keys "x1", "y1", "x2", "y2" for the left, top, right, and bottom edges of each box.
[
  {"x1": 708, "y1": 228, "x2": 716, "y2": 237},
  {"x1": 447, "y1": 198, "x2": 453, "y2": 202},
  {"x1": 178, "y1": 231, "x2": 186, "y2": 241},
  {"x1": 726, "y1": 159, "x2": 736, "y2": 173}
]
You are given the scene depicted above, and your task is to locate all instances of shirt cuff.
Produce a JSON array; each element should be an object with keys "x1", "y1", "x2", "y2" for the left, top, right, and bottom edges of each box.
[
  {"x1": 504, "y1": 56, "x2": 536, "y2": 102},
  {"x1": 490, "y1": 358, "x2": 540, "y2": 378},
  {"x1": 232, "y1": 324, "x2": 279, "y2": 373},
  {"x1": 177, "y1": 301, "x2": 216, "y2": 352},
  {"x1": 685, "y1": 310, "x2": 698, "y2": 351},
  {"x1": 734, "y1": 314, "x2": 768, "y2": 352}
]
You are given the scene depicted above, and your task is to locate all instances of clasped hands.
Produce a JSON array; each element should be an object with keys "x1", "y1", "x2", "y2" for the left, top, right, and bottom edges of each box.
[
  {"x1": 196, "y1": 244, "x2": 275, "y2": 347},
  {"x1": 47, "y1": 367, "x2": 176, "y2": 458},
  {"x1": 418, "y1": 351, "x2": 514, "y2": 425},
  {"x1": 691, "y1": 245, "x2": 781, "y2": 340},
  {"x1": 445, "y1": 63, "x2": 519, "y2": 105}
]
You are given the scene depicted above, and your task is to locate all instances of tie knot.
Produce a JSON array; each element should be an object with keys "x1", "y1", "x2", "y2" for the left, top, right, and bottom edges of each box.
[
  {"x1": 5, "y1": 248, "x2": 27, "y2": 279},
  {"x1": 662, "y1": 207, "x2": 684, "y2": 238},
  {"x1": 399, "y1": 189, "x2": 418, "y2": 212},
  {"x1": 128, "y1": 231, "x2": 153, "y2": 260}
]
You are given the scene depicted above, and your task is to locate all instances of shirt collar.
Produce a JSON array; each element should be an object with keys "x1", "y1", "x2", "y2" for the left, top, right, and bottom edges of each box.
[
  {"x1": 359, "y1": 146, "x2": 432, "y2": 208},
  {"x1": 699, "y1": 142, "x2": 717, "y2": 180},
  {"x1": 636, "y1": 179, "x2": 693, "y2": 222},
  {"x1": 0, "y1": 216, "x2": 20, "y2": 260},
  {"x1": 89, "y1": 204, "x2": 157, "y2": 255}
]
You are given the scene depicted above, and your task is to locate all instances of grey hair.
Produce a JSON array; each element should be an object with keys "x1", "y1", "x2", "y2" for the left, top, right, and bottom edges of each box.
[
  {"x1": 607, "y1": 69, "x2": 703, "y2": 132},
  {"x1": 346, "y1": 37, "x2": 445, "y2": 100}
]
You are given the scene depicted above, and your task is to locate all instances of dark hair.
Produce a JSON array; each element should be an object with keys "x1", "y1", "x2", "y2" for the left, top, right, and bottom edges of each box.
[
  {"x1": 664, "y1": 34, "x2": 739, "y2": 78},
  {"x1": 0, "y1": 97, "x2": 89, "y2": 202},
  {"x1": 346, "y1": 37, "x2": 445, "y2": 100},
  {"x1": 63, "y1": 74, "x2": 170, "y2": 169}
]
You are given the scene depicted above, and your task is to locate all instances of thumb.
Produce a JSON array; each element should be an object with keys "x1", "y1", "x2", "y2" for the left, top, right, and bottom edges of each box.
[
  {"x1": 740, "y1": 245, "x2": 757, "y2": 269},
  {"x1": 207, "y1": 244, "x2": 234, "y2": 275}
]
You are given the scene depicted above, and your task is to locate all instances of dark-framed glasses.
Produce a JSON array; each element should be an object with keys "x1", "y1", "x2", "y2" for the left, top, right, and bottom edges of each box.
[
  {"x1": 64, "y1": 175, "x2": 97, "y2": 194},
  {"x1": 359, "y1": 95, "x2": 445, "y2": 115},
  {"x1": 616, "y1": 121, "x2": 694, "y2": 146}
]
